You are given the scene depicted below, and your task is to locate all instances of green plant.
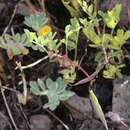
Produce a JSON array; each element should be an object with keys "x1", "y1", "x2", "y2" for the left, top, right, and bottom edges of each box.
[
  {"x1": 61, "y1": 0, "x2": 82, "y2": 17},
  {"x1": 30, "y1": 77, "x2": 74, "y2": 110},
  {"x1": 80, "y1": 2, "x2": 130, "y2": 79},
  {"x1": 0, "y1": 2, "x2": 130, "y2": 129},
  {"x1": 24, "y1": 12, "x2": 48, "y2": 31},
  {"x1": 64, "y1": 17, "x2": 81, "y2": 59}
]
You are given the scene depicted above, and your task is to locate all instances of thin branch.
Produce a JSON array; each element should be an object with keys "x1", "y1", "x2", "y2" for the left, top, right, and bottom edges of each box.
[
  {"x1": 21, "y1": 56, "x2": 49, "y2": 70},
  {"x1": 101, "y1": 24, "x2": 109, "y2": 64},
  {"x1": 73, "y1": 63, "x2": 105, "y2": 86},
  {"x1": 1, "y1": 86, "x2": 18, "y2": 130},
  {"x1": 2, "y1": 4, "x2": 18, "y2": 36},
  {"x1": 16, "y1": 62, "x2": 27, "y2": 105},
  {"x1": 77, "y1": 65, "x2": 89, "y2": 77},
  {"x1": 2, "y1": 86, "x2": 18, "y2": 93},
  {"x1": 45, "y1": 108, "x2": 70, "y2": 130}
]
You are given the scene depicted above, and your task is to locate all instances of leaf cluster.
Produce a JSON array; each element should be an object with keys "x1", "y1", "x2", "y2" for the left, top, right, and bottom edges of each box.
[{"x1": 30, "y1": 77, "x2": 74, "y2": 110}]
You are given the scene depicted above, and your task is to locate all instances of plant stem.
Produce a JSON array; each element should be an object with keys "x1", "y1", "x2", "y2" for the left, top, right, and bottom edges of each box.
[
  {"x1": 21, "y1": 56, "x2": 49, "y2": 70},
  {"x1": 74, "y1": 31, "x2": 79, "y2": 60},
  {"x1": 38, "y1": 0, "x2": 46, "y2": 13},
  {"x1": 65, "y1": 36, "x2": 68, "y2": 56},
  {"x1": 77, "y1": 65, "x2": 89, "y2": 77},
  {"x1": 1, "y1": 85, "x2": 18, "y2": 130},
  {"x1": 73, "y1": 63, "x2": 105, "y2": 86},
  {"x1": 101, "y1": 24, "x2": 109, "y2": 64},
  {"x1": 93, "y1": 0, "x2": 98, "y2": 14},
  {"x1": 16, "y1": 62, "x2": 27, "y2": 105}
]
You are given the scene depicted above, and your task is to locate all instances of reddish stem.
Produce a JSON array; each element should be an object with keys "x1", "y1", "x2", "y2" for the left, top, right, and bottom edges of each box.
[{"x1": 25, "y1": 0, "x2": 37, "y2": 14}]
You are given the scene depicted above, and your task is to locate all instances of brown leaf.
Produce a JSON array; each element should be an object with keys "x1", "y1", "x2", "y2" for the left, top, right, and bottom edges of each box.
[{"x1": 7, "y1": 48, "x2": 14, "y2": 60}]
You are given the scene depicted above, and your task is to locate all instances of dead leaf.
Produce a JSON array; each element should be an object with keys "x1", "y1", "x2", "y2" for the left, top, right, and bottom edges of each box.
[
  {"x1": 7, "y1": 48, "x2": 14, "y2": 60},
  {"x1": 7, "y1": 40, "x2": 29, "y2": 60}
]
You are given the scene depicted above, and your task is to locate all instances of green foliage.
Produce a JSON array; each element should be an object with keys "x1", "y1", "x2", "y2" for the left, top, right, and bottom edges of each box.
[
  {"x1": 80, "y1": 2, "x2": 130, "y2": 79},
  {"x1": 61, "y1": 0, "x2": 82, "y2": 17},
  {"x1": 59, "y1": 67, "x2": 76, "y2": 83},
  {"x1": 0, "y1": 33, "x2": 29, "y2": 59},
  {"x1": 83, "y1": 26, "x2": 101, "y2": 47},
  {"x1": 103, "y1": 64, "x2": 124, "y2": 79},
  {"x1": 0, "y1": 1, "x2": 129, "y2": 116},
  {"x1": 24, "y1": 12, "x2": 48, "y2": 31},
  {"x1": 24, "y1": 29, "x2": 59, "y2": 53},
  {"x1": 108, "y1": 29, "x2": 130, "y2": 50},
  {"x1": 65, "y1": 18, "x2": 81, "y2": 50},
  {"x1": 99, "y1": 4, "x2": 122, "y2": 29},
  {"x1": 30, "y1": 77, "x2": 74, "y2": 110}
]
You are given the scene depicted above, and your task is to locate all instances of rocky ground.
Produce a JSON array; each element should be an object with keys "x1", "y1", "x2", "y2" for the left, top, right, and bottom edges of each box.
[{"x1": 0, "y1": 0, "x2": 130, "y2": 130}]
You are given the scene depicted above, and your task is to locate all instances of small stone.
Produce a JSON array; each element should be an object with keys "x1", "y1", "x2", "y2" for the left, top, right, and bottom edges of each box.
[
  {"x1": 113, "y1": 76, "x2": 130, "y2": 129},
  {"x1": 80, "y1": 118, "x2": 106, "y2": 130},
  {"x1": 106, "y1": 112, "x2": 121, "y2": 123},
  {"x1": 65, "y1": 94, "x2": 92, "y2": 120},
  {"x1": 30, "y1": 115, "x2": 52, "y2": 130}
]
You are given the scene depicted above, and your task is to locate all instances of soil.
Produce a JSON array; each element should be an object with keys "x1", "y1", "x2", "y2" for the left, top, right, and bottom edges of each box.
[{"x1": 0, "y1": 0, "x2": 130, "y2": 130}]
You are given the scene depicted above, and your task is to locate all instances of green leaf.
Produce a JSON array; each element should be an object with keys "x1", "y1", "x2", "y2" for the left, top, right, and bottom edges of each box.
[
  {"x1": 24, "y1": 29, "x2": 36, "y2": 46},
  {"x1": 0, "y1": 36, "x2": 7, "y2": 49},
  {"x1": 82, "y1": 1, "x2": 93, "y2": 15},
  {"x1": 24, "y1": 12, "x2": 48, "y2": 31},
  {"x1": 30, "y1": 77, "x2": 74, "y2": 110},
  {"x1": 30, "y1": 81, "x2": 42, "y2": 95},
  {"x1": 59, "y1": 91, "x2": 74, "y2": 101},
  {"x1": 37, "y1": 79, "x2": 46, "y2": 91},
  {"x1": 83, "y1": 27, "x2": 101, "y2": 47},
  {"x1": 108, "y1": 29, "x2": 130, "y2": 50},
  {"x1": 65, "y1": 18, "x2": 81, "y2": 50},
  {"x1": 89, "y1": 89, "x2": 108, "y2": 130},
  {"x1": 99, "y1": 4, "x2": 122, "y2": 29},
  {"x1": 59, "y1": 67, "x2": 76, "y2": 83},
  {"x1": 61, "y1": 0, "x2": 80, "y2": 17},
  {"x1": 103, "y1": 64, "x2": 124, "y2": 79}
]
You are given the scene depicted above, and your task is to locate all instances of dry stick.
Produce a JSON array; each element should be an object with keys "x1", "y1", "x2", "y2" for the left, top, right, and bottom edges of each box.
[
  {"x1": 18, "y1": 104, "x2": 31, "y2": 128},
  {"x1": 2, "y1": 86, "x2": 18, "y2": 93},
  {"x1": 45, "y1": 108, "x2": 70, "y2": 130},
  {"x1": 1, "y1": 87, "x2": 18, "y2": 130},
  {"x1": 77, "y1": 65, "x2": 89, "y2": 77},
  {"x1": 0, "y1": 111, "x2": 13, "y2": 130},
  {"x1": 16, "y1": 62, "x2": 27, "y2": 105},
  {"x1": 2, "y1": 4, "x2": 18, "y2": 36},
  {"x1": 38, "y1": 0, "x2": 46, "y2": 12},
  {"x1": 21, "y1": 56, "x2": 49, "y2": 70}
]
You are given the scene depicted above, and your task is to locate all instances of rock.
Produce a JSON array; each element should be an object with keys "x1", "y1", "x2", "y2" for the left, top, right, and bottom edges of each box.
[
  {"x1": 113, "y1": 76, "x2": 130, "y2": 129},
  {"x1": 79, "y1": 118, "x2": 106, "y2": 130},
  {"x1": 65, "y1": 94, "x2": 92, "y2": 120},
  {"x1": 30, "y1": 115, "x2": 52, "y2": 130},
  {"x1": 65, "y1": 94, "x2": 108, "y2": 130}
]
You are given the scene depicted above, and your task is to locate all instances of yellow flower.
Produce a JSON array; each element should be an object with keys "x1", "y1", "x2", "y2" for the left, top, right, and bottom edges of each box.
[{"x1": 37, "y1": 25, "x2": 52, "y2": 36}]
